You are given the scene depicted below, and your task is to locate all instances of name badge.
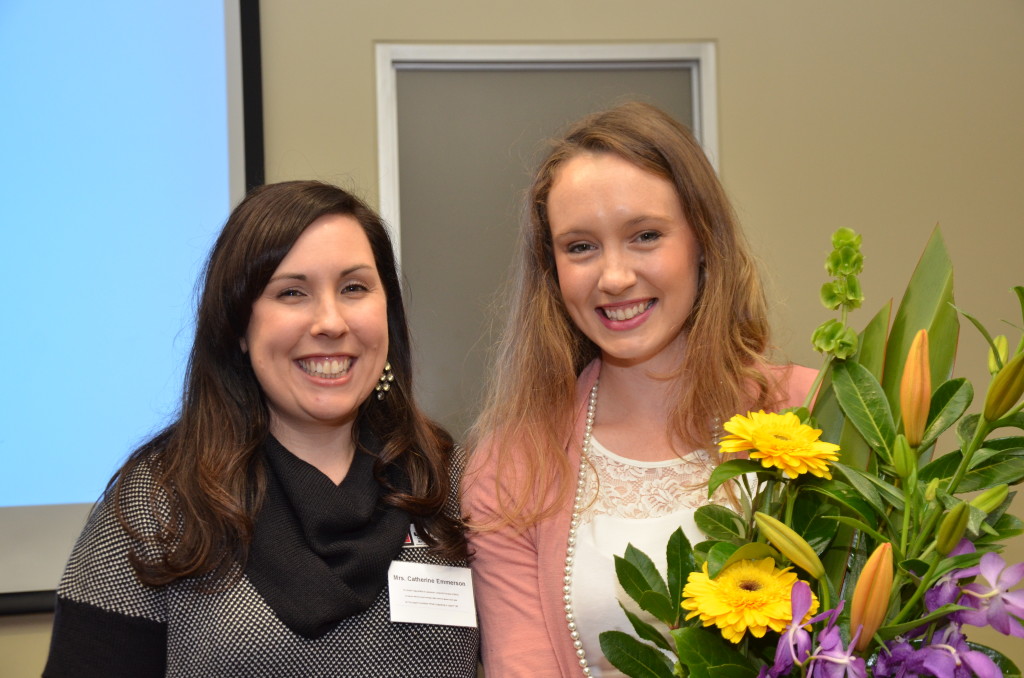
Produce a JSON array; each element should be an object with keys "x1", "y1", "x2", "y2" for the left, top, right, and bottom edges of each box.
[{"x1": 387, "y1": 560, "x2": 477, "y2": 628}]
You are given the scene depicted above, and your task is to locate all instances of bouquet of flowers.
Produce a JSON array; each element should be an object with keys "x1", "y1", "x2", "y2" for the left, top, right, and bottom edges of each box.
[{"x1": 602, "y1": 228, "x2": 1024, "y2": 677}]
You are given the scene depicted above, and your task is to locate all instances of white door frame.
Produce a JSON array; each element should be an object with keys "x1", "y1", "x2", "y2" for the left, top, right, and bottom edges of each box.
[{"x1": 375, "y1": 42, "x2": 719, "y2": 256}]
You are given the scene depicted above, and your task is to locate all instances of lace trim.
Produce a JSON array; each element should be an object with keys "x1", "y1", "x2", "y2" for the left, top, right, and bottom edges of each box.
[{"x1": 578, "y1": 437, "x2": 723, "y2": 523}]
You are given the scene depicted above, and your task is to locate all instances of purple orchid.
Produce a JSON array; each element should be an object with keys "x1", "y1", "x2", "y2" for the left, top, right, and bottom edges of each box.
[
  {"x1": 938, "y1": 625, "x2": 1002, "y2": 678},
  {"x1": 926, "y1": 541, "x2": 980, "y2": 614},
  {"x1": 800, "y1": 600, "x2": 867, "y2": 678},
  {"x1": 958, "y1": 552, "x2": 1024, "y2": 637},
  {"x1": 807, "y1": 623, "x2": 867, "y2": 678},
  {"x1": 873, "y1": 625, "x2": 1002, "y2": 678},
  {"x1": 763, "y1": 581, "x2": 816, "y2": 678}
]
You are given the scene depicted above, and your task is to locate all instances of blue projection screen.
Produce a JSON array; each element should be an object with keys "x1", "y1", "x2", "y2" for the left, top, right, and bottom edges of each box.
[{"x1": 0, "y1": 2, "x2": 245, "y2": 596}]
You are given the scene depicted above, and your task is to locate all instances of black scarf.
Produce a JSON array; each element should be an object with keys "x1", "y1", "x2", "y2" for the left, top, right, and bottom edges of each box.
[{"x1": 245, "y1": 435, "x2": 411, "y2": 638}]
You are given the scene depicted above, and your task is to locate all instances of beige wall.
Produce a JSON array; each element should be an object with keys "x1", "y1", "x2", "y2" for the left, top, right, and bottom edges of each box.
[{"x1": 6, "y1": 1, "x2": 1022, "y2": 674}]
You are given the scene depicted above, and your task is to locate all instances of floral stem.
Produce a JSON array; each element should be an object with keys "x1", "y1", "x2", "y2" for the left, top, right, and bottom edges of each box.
[
  {"x1": 900, "y1": 479, "x2": 913, "y2": 558},
  {"x1": 804, "y1": 354, "x2": 834, "y2": 411},
  {"x1": 944, "y1": 417, "x2": 991, "y2": 495},
  {"x1": 819, "y1": 579, "x2": 831, "y2": 614},
  {"x1": 891, "y1": 553, "x2": 940, "y2": 625},
  {"x1": 908, "y1": 499, "x2": 943, "y2": 562}
]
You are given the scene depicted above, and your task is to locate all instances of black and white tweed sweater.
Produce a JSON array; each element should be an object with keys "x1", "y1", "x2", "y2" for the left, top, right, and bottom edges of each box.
[{"x1": 44, "y1": 444, "x2": 479, "y2": 678}]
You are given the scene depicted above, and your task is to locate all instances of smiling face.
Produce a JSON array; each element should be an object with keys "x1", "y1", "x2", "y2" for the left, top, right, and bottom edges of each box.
[
  {"x1": 242, "y1": 213, "x2": 389, "y2": 442},
  {"x1": 547, "y1": 152, "x2": 702, "y2": 371}
]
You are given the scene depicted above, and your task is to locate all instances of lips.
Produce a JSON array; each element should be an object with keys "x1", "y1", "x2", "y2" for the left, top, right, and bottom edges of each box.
[{"x1": 296, "y1": 356, "x2": 352, "y2": 379}]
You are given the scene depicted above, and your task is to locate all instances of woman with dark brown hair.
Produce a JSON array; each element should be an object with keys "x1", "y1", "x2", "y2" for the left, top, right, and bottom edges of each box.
[
  {"x1": 465, "y1": 102, "x2": 815, "y2": 676},
  {"x1": 45, "y1": 180, "x2": 478, "y2": 677}
]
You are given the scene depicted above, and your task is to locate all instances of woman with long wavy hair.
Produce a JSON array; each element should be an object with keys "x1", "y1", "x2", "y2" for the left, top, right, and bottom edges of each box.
[
  {"x1": 46, "y1": 180, "x2": 478, "y2": 677},
  {"x1": 465, "y1": 102, "x2": 815, "y2": 677}
]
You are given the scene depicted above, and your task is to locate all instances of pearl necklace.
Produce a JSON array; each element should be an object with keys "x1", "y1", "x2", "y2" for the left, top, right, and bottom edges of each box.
[{"x1": 563, "y1": 380, "x2": 599, "y2": 676}]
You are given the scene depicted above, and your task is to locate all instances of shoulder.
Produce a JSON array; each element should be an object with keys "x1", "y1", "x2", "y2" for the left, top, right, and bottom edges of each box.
[
  {"x1": 57, "y1": 456, "x2": 170, "y2": 620},
  {"x1": 765, "y1": 363, "x2": 818, "y2": 410}
]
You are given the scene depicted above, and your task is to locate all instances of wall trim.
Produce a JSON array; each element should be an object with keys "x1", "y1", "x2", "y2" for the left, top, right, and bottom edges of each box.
[{"x1": 374, "y1": 42, "x2": 719, "y2": 257}]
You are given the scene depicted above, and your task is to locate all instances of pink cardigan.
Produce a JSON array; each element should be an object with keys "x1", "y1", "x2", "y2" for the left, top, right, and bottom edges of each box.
[{"x1": 464, "y1": 360, "x2": 817, "y2": 677}]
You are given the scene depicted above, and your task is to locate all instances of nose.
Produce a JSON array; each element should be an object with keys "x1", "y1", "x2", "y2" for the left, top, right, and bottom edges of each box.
[
  {"x1": 597, "y1": 250, "x2": 637, "y2": 296},
  {"x1": 310, "y1": 297, "x2": 349, "y2": 337}
]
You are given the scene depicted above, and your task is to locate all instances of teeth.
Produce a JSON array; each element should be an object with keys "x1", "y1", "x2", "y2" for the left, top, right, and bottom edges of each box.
[
  {"x1": 298, "y1": 357, "x2": 352, "y2": 379},
  {"x1": 602, "y1": 301, "x2": 652, "y2": 321}
]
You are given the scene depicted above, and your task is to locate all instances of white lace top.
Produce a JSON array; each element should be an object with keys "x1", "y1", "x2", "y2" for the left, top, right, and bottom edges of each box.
[{"x1": 571, "y1": 436, "x2": 724, "y2": 677}]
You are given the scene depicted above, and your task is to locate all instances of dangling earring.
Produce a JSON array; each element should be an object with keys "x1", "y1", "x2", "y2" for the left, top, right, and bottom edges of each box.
[{"x1": 375, "y1": 362, "x2": 395, "y2": 400}]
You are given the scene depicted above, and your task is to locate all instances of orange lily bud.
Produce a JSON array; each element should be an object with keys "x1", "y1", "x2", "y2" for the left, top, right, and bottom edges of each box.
[
  {"x1": 900, "y1": 329, "x2": 931, "y2": 447},
  {"x1": 850, "y1": 542, "x2": 893, "y2": 652}
]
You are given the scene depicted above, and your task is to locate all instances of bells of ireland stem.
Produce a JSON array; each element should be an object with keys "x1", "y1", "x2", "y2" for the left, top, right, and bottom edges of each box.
[
  {"x1": 754, "y1": 512, "x2": 825, "y2": 579},
  {"x1": 983, "y1": 350, "x2": 1024, "y2": 422},
  {"x1": 899, "y1": 329, "x2": 931, "y2": 448},
  {"x1": 850, "y1": 542, "x2": 893, "y2": 652},
  {"x1": 936, "y1": 502, "x2": 970, "y2": 556}
]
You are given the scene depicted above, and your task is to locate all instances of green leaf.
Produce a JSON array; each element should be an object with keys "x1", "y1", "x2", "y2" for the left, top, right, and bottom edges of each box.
[
  {"x1": 805, "y1": 482, "x2": 879, "y2": 524},
  {"x1": 620, "y1": 605, "x2": 673, "y2": 652},
  {"x1": 878, "y1": 603, "x2": 970, "y2": 638},
  {"x1": 919, "y1": 378, "x2": 974, "y2": 451},
  {"x1": 625, "y1": 544, "x2": 670, "y2": 598},
  {"x1": 956, "y1": 451, "x2": 1024, "y2": 492},
  {"x1": 827, "y1": 516, "x2": 889, "y2": 545},
  {"x1": 958, "y1": 414, "x2": 981, "y2": 450},
  {"x1": 968, "y1": 446, "x2": 1016, "y2": 470},
  {"x1": 832, "y1": 461, "x2": 904, "y2": 513},
  {"x1": 832, "y1": 360, "x2": 897, "y2": 458},
  {"x1": 707, "y1": 460, "x2": 763, "y2": 496},
  {"x1": 976, "y1": 512, "x2": 1024, "y2": 543},
  {"x1": 692, "y1": 540, "x2": 714, "y2": 566},
  {"x1": 880, "y1": 228, "x2": 959, "y2": 419},
  {"x1": 599, "y1": 630, "x2": 676, "y2": 678},
  {"x1": 930, "y1": 551, "x2": 983, "y2": 579},
  {"x1": 919, "y1": 436, "x2": 1024, "y2": 485},
  {"x1": 720, "y1": 543, "x2": 778, "y2": 572},
  {"x1": 637, "y1": 591, "x2": 678, "y2": 626},
  {"x1": 672, "y1": 627, "x2": 756, "y2": 678},
  {"x1": 666, "y1": 528, "x2": 695, "y2": 615},
  {"x1": 855, "y1": 300, "x2": 893, "y2": 380},
  {"x1": 1015, "y1": 286, "x2": 1024, "y2": 328},
  {"x1": 790, "y1": 495, "x2": 840, "y2": 553},
  {"x1": 694, "y1": 505, "x2": 746, "y2": 542},
  {"x1": 706, "y1": 542, "x2": 740, "y2": 579},
  {"x1": 615, "y1": 556, "x2": 661, "y2": 611},
  {"x1": 953, "y1": 302, "x2": 1003, "y2": 362},
  {"x1": 992, "y1": 411, "x2": 1024, "y2": 434}
]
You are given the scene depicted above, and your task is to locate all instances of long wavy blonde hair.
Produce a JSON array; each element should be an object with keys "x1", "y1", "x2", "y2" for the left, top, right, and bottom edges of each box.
[{"x1": 471, "y1": 102, "x2": 780, "y2": 530}]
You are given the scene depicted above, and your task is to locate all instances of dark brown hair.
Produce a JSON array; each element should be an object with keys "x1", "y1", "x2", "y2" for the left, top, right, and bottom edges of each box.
[
  {"x1": 113, "y1": 180, "x2": 465, "y2": 585},
  {"x1": 472, "y1": 102, "x2": 777, "y2": 528}
]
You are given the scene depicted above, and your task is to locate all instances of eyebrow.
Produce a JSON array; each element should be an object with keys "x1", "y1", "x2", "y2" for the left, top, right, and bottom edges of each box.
[
  {"x1": 268, "y1": 264, "x2": 375, "y2": 283},
  {"x1": 553, "y1": 215, "x2": 669, "y2": 239}
]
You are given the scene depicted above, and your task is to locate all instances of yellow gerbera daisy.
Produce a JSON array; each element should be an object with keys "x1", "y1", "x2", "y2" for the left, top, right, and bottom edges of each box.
[
  {"x1": 681, "y1": 558, "x2": 818, "y2": 644},
  {"x1": 719, "y1": 410, "x2": 840, "y2": 479}
]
